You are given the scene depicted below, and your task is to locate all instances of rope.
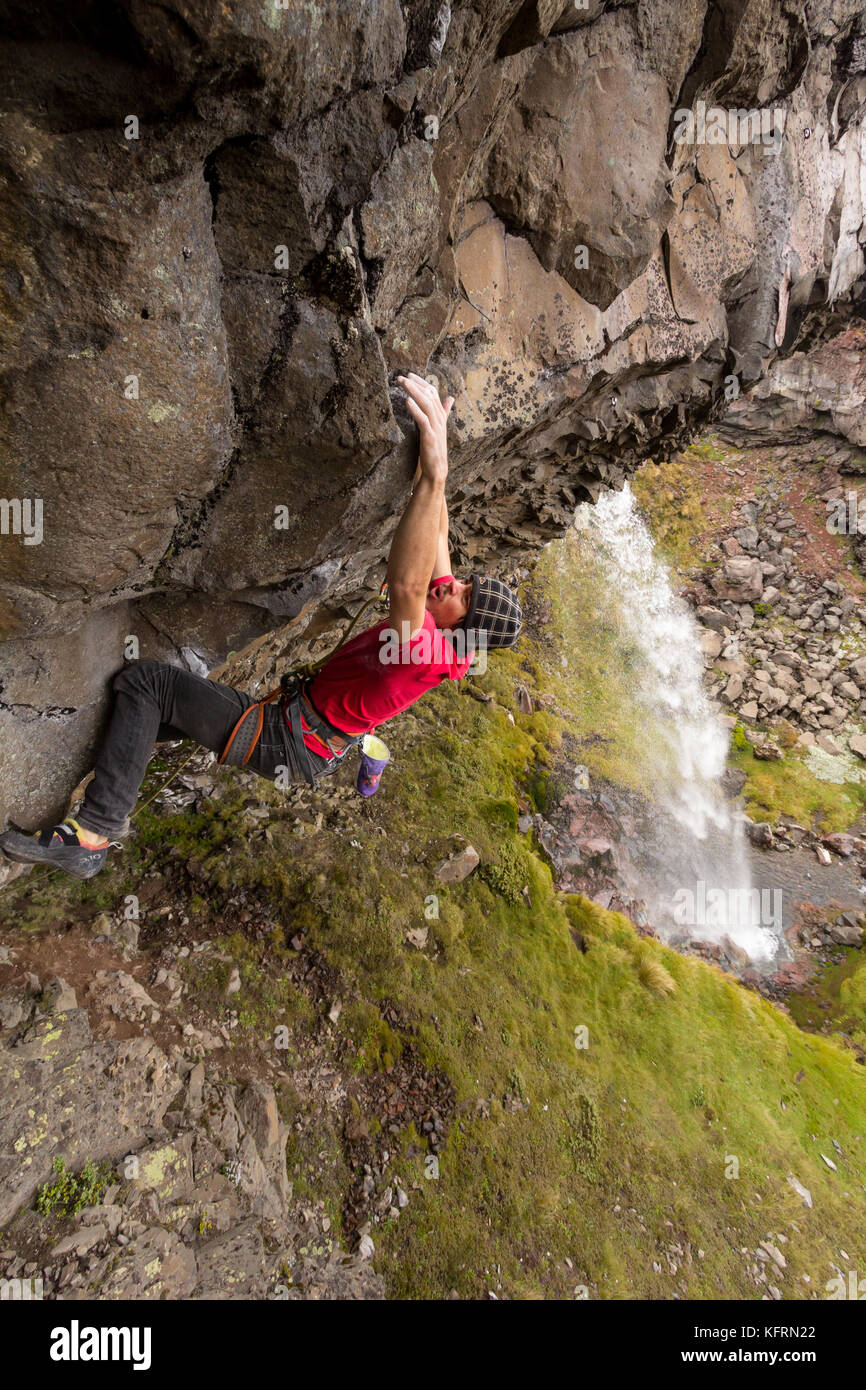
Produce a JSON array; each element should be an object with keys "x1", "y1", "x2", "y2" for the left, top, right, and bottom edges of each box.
[{"x1": 130, "y1": 744, "x2": 203, "y2": 821}]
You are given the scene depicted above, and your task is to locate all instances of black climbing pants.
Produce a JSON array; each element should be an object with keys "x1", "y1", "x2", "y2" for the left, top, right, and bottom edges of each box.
[{"x1": 77, "y1": 660, "x2": 334, "y2": 838}]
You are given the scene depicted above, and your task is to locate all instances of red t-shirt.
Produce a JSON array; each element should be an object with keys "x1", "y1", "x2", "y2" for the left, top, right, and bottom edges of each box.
[{"x1": 297, "y1": 576, "x2": 471, "y2": 757}]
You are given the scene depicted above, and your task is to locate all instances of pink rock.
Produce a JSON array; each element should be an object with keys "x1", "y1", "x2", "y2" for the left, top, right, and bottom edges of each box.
[
  {"x1": 435, "y1": 845, "x2": 480, "y2": 883},
  {"x1": 580, "y1": 837, "x2": 614, "y2": 858},
  {"x1": 822, "y1": 833, "x2": 859, "y2": 858}
]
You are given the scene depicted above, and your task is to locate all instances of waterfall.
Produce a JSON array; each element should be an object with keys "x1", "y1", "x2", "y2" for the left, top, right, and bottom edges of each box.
[{"x1": 572, "y1": 484, "x2": 780, "y2": 963}]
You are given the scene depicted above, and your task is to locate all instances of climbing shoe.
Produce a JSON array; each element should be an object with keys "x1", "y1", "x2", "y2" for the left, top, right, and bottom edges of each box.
[{"x1": 0, "y1": 819, "x2": 108, "y2": 879}]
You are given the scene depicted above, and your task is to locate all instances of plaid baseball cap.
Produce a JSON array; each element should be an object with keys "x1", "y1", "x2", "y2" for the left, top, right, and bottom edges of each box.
[{"x1": 462, "y1": 573, "x2": 523, "y2": 650}]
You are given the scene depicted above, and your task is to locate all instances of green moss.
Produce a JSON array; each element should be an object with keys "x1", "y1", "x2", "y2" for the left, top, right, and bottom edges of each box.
[
  {"x1": 479, "y1": 843, "x2": 527, "y2": 905},
  {"x1": 631, "y1": 453, "x2": 710, "y2": 571},
  {"x1": 788, "y1": 948, "x2": 866, "y2": 1047},
  {"x1": 341, "y1": 1000, "x2": 405, "y2": 1072},
  {"x1": 730, "y1": 743, "x2": 866, "y2": 831}
]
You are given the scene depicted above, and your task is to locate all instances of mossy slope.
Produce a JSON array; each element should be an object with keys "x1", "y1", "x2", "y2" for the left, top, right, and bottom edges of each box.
[{"x1": 2, "y1": 532, "x2": 865, "y2": 1300}]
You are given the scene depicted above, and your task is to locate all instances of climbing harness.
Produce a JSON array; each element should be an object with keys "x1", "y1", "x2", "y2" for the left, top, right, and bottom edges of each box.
[
  {"x1": 134, "y1": 582, "x2": 389, "y2": 813},
  {"x1": 217, "y1": 581, "x2": 389, "y2": 783}
]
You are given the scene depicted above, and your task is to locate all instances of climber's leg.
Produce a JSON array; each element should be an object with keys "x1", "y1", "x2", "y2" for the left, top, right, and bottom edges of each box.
[
  {"x1": 0, "y1": 661, "x2": 335, "y2": 879},
  {"x1": 0, "y1": 660, "x2": 258, "y2": 878},
  {"x1": 76, "y1": 660, "x2": 255, "y2": 839}
]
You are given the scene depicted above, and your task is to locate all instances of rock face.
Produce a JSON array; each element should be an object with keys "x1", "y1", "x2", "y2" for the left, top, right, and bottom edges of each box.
[
  {"x1": 2, "y1": 0, "x2": 866, "y2": 826},
  {"x1": 0, "y1": 1007, "x2": 179, "y2": 1227},
  {"x1": 0, "y1": 998, "x2": 383, "y2": 1300},
  {"x1": 720, "y1": 322, "x2": 866, "y2": 465}
]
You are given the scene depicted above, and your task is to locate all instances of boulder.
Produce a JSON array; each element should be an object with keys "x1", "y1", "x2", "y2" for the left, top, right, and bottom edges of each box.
[
  {"x1": 700, "y1": 630, "x2": 724, "y2": 659},
  {"x1": 697, "y1": 607, "x2": 732, "y2": 634},
  {"x1": 827, "y1": 922, "x2": 863, "y2": 947},
  {"x1": 745, "y1": 820, "x2": 774, "y2": 849},
  {"x1": 822, "y1": 834, "x2": 861, "y2": 858},
  {"x1": 97, "y1": 1227, "x2": 198, "y2": 1301},
  {"x1": 435, "y1": 845, "x2": 481, "y2": 883},
  {"x1": 711, "y1": 556, "x2": 765, "y2": 603}
]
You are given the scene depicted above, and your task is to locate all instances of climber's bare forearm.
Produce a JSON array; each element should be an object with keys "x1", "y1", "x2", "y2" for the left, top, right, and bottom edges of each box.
[
  {"x1": 388, "y1": 374, "x2": 454, "y2": 634},
  {"x1": 387, "y1": 474, "x2": 446, "y2": 635},
  {"x1": 412, "y1": 460, "x2": 451, "y2": 575}
]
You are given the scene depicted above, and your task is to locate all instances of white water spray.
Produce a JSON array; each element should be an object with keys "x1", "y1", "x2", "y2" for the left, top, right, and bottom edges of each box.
[{"x1": 573, "y1": 484, "x2": 779, "y2": 962}]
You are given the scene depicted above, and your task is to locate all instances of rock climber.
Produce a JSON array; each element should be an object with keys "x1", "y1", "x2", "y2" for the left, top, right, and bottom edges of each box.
[{"x1": 0, "y1": 374, "x2": 523, "y2": 880}]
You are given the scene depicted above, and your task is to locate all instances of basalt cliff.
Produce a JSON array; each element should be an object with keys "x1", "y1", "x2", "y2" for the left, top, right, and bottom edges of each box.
[{"x1": 2, "y1": 0, "x2": 866, "y2": 827}]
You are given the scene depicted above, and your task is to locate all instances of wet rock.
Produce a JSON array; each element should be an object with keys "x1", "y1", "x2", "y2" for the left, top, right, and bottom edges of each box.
[
  {"x1": 579, "y1": 837, "x2": 614, "y2": 865},
  {"x1": 700, "y1": 630, "x2": 724, "y2": 659},
  {"x1": 745, "y1": 820, "x2": 774, "y2": 849},
  {"x1": 721, "y1": 768, "x2": 747, "y2": 798}
]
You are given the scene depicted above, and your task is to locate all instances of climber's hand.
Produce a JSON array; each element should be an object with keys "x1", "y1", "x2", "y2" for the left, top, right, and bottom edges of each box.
[{"x1": 398, "y1": 374, "x2": 454, "y2": 484}]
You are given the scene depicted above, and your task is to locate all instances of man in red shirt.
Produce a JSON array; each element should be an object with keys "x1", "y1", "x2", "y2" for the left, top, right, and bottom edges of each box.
[{"x1": 0, "y1": 375, "x2": 523, "y2": 879}]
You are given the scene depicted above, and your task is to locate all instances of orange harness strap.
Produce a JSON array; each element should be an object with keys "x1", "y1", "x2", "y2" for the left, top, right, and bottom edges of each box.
[{"x1": 218, "y1": 686, "x2": 281, "y2": 768}]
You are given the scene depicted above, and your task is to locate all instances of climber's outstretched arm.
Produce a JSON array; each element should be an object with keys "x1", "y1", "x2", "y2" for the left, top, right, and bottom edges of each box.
[
  {"x1": 387, "y1": 375, "x2": 454, "y2": 639},
  {"x1": 412, "y1": 458, "x2": 451, "y2": 577}
]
